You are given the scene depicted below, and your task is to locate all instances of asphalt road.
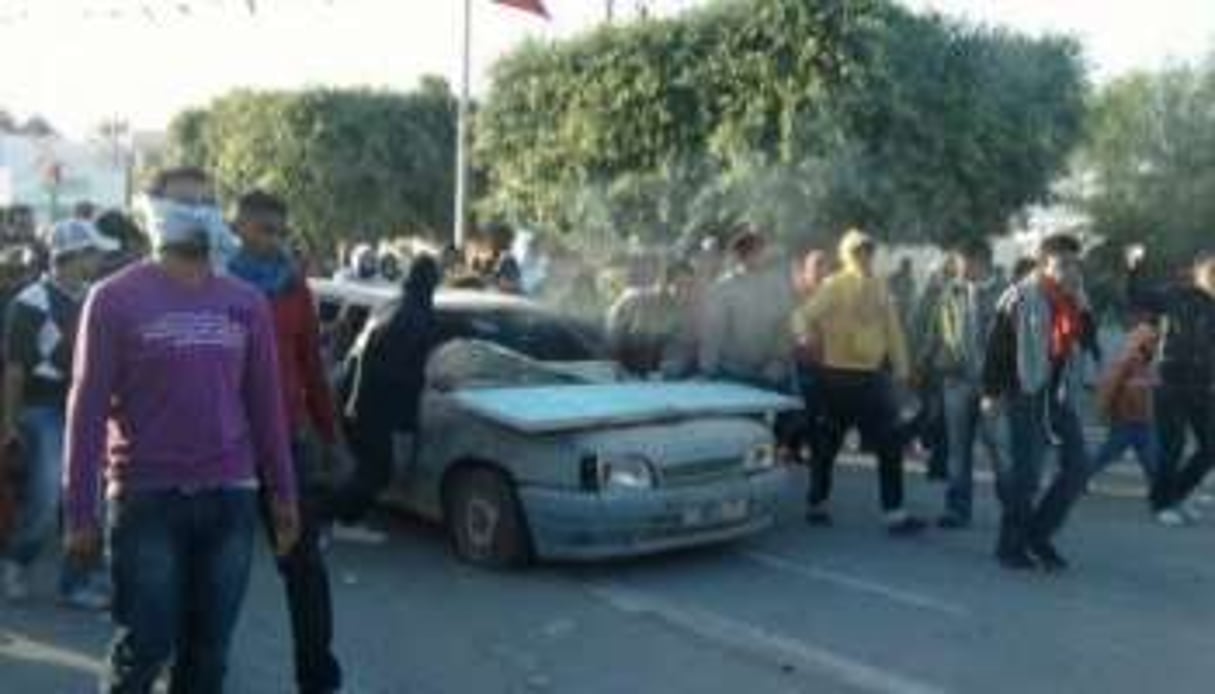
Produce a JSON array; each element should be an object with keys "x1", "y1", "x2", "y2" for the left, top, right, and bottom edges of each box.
[{"x1": 3, "y1": 460, "x2": 1213, "y2": 694}]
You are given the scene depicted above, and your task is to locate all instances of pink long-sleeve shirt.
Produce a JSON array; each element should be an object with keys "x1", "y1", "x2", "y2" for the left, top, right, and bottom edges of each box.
[{"x1": 65, "y1": 261, "x2": 297, "y2": 533}]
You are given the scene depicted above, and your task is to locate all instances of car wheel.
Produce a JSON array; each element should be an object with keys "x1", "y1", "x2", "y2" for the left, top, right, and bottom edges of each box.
[{"x1": 447, "y1": 467, "x2": 531, "y2": 568}]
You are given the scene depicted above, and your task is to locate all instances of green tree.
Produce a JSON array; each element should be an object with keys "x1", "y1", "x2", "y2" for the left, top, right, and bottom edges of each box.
[
  {"x1": 165, "y1": 81, "x2": 457, "y2": 249},
  {"x1": 1080, "y1": 63, "x2": 1215, "y2": 261},
  {"x1": 476, "y1": 0, "x2": 1086, "y2": 248}
]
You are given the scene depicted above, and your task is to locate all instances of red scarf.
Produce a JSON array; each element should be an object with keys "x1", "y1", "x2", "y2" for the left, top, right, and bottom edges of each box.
[{"x1": 1042, "y1": 278, "x2": 1082, "y2": 362}]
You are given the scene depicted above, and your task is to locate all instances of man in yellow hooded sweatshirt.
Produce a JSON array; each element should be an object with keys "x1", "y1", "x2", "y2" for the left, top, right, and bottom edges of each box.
[{"x1": 794, "y1": 229, "x2": 926, "y2": 535}]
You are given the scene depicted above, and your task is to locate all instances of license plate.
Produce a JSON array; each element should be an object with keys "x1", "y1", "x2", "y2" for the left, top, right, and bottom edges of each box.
[
  {"x1": 681, "y1": 499, "x2": 748, "y2": 527},
  {"x1": 719, "y1": 499, "x2": 749, "y2": 522}
]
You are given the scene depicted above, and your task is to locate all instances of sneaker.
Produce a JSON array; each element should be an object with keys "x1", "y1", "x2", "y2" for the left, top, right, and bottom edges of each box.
[
  {"x1": 2, "y1": 560, "x2": 29, "y2": 602},
  {"x1": 331, "y1": 523, "x2": 388, "y2": 545},
  {"x1": 60, "y1": 584, "x2": 110, "y2": 611},
  {"x1": 1156, "y1": 508, "x2": 1191, "y2": 527},
  {"x1": 936, "y1": 513, "x2": 970, "y2": 530},
  {"x1": 885, "y1": 510, "x2": 927, "y2": 537},
  {"x1": 1028, "y1": 541, "x2": 1069, "y2": 572},
  {"x1": 1180, "y1": 503, "x2": 1204, "y2": 523}
]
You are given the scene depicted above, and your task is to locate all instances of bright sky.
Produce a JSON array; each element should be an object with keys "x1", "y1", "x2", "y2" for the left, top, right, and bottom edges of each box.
[{"x1": 0, "y1": 0, "x2": 1211, "y2": 138}]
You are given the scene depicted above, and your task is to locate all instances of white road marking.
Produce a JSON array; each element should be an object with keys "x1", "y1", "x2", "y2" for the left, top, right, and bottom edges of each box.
[
  {"x1": 0, "y1": 630, "x2": 104, "y2": 675},
  {"x1": 742, "y1": 551, "x2": 970, "y2": 619},
  {"x1": 587, "y1": 583, "x2": 949, "y2": 694}
]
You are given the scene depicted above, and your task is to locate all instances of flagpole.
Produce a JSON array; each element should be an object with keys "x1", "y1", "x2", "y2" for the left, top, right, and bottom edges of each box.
[{"x1": 453, "y1": 0, "x2": 473, "y2": 250}]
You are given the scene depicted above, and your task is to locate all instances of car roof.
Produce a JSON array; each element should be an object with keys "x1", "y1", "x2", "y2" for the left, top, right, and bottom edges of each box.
[{"x1": 309, "y1": 278, "x2": 540, "y2": 313}]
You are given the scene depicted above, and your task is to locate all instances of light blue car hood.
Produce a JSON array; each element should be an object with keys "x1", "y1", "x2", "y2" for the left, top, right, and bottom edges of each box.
[{"x1": 450, "y1": 381, "x2": 801, "y2": 434}]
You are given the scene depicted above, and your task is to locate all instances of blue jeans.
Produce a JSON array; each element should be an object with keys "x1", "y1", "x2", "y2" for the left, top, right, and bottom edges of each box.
[
  {"x1": 1, "y1": 406, "x2": 91, "y2": 595},
  {"x1": 996, "y1": 393, "x2": 1089, "y2": 555},
  {"x1": 942, "y1": 381, "x2": 1006, "y2": 521},
  {"x1": 1090, "y1": 422, "x2": 1157, "y2": 484},
  {"x1": 106, "y1": 488, "x2": 257, "y2": 694}
]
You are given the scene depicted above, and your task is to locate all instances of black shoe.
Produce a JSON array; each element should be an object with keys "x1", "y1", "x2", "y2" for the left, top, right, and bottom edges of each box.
[
  {"x1": 805, "y1": 509, "x2": 833, "y2": 527},
  {"x1": 1028, "y1": 541, "x2": 1069, "y2": 572},
  {"x1": 887, "y1": 515, "x2": 927, "y2": 537},
  {"x1": 996, "y1": 548, "x2": 1037, "y2": 571},
  {"x1": 936, "y1": 513, "x2": 970, "y2": 530}
]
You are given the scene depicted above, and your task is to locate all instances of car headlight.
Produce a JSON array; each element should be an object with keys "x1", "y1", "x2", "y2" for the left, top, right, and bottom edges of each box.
[
  {"x1": 583, "y1": 454, "x2": 656, "y2": 491},
  {"x1": 743, "y1": 443, "x2": 777, "y2": 473}
]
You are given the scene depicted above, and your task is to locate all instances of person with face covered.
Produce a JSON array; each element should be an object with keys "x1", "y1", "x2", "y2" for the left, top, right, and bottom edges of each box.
[
  {"x1": 64, "y1": 167, "x2": 299, "y2": 693},
  {"x1": 1126, "y1": 246, "x2": 1215, "y2": 526},
  {"x1": 981, "y1": 233, "x2": 1092, "y2": 571}
]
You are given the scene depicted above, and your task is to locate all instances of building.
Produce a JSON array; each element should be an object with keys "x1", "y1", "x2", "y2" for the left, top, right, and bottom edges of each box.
[{"x1": 0, "y1": 133, "x2": 129, "y2": 223}]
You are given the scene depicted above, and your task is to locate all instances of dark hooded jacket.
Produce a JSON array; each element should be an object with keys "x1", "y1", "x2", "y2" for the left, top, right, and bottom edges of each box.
[{"x1": 345, "y1": 257, "x2": 441, "y2": 432}]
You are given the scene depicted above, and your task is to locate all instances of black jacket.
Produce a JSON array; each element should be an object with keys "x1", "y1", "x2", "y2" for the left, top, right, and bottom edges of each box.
[{"x1": 1128, "y1": 266, "x2": 1215, "y2": 388}]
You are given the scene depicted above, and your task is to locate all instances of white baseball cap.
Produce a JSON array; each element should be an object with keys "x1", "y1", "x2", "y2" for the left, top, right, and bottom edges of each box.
[{"x1": 47, "y1": 219, "x2": 120, "y2": 260}]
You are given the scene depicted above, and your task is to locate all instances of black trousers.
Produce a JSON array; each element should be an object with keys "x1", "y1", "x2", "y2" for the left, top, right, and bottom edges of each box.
[
  {"x1": 1151, "y1": 385, "x2": 1215, "y2": 511},
  {"x1": 332, "y1": 416, "x2": 398, "y2": 525},
  {"x1": 808, "y1": 368, "x2": 907, "y2": 512},
  {"x1": 261, "y1": 437, "x2": 342, "y2": 694}
]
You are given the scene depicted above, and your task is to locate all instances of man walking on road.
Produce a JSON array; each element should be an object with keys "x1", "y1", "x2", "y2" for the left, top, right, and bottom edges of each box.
[
  {"x1": 64, "y1": 168, "x2": 299, "y2": 693},
  {"x1": 917, "y1": 239, "x2": 1005, "y2": 529},
  {"x1": 981, "y1": 233, "x2": 1091, "y2": 571},
  {"x1": 1126, "y1": 245, "x2": 1215, "y2": 526},
  {"x1": 794, "y1": 229, "x2": 925, "y2": 535},
  {"x1": 1, "y1": 219, "x2": 116, "y2": 608},
  {"x1": 230, "y1": 190, "x2": 344, "y2": 694}
]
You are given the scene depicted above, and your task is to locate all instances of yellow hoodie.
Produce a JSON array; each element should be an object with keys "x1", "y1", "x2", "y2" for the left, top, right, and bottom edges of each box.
[{"x1": 793, "y1": 238, "x2": 910, "y2": 379}]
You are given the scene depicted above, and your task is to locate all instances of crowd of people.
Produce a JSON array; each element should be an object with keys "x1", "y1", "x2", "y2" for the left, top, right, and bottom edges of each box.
[
  {"x1": 0, "y1": 164, "x2": 1213, "y2": 693},
  {"x1": 595, "y1": 223, "x2": 1215, "y2": 570}
]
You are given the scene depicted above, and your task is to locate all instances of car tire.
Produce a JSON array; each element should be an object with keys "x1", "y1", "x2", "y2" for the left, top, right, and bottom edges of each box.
[{"x1": 446, "y1": 467, "x2": 532, "y2": 568}]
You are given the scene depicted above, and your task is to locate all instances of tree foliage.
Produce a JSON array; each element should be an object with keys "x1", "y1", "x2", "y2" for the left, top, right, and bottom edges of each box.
[
  {"x1": 477, "y1": 0, "x2": 1086, "y2": 247},
  {"x1": 1080, "y1": 62, "x2": 1215, "y2": 261},
  {"x1": 164, "y1": 80, "x2": 457, "y2": 249}
]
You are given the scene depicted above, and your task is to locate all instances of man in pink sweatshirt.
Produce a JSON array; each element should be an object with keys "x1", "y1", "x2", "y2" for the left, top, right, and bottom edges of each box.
[{"x1": 64, "y1": 167, "x2": 299, "y2": 693}]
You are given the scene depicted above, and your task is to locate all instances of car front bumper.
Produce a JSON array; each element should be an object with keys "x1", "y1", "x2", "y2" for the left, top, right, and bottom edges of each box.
[{"x1": 517, "y1": 466, "x2": 792, "y2": 561}]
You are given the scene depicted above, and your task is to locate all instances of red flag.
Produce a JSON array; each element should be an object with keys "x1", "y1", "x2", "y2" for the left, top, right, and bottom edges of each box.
[{"x1": 493, "y1": 0, "x2": 549, "y2": 19}]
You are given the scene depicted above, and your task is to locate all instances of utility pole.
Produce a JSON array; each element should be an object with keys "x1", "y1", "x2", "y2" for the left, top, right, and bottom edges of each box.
[
  {"x1": 605, "y1": 0, "x2": 615, "y2": 22},
  {"x1": 453, "y1": 0, "x2": 473, "y2": 249}
]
